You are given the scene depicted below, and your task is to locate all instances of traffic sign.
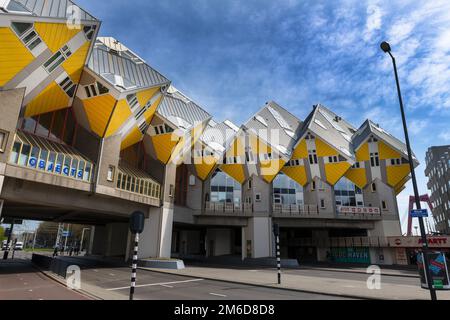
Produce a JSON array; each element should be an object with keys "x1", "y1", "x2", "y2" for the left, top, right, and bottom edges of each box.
[
  {"x1": 62, "y1": 231, "x2": 71, "y2": 237},
  {"x1": 410, "y1": 209, "x2": 429, "y2": 218}
]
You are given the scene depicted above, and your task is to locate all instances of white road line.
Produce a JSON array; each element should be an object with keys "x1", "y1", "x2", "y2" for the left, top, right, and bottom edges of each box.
[
  {"x1": 160, "y1": 284, "x2": 174, "y2": 288},
  {"x1": 106, "y1": 278, "x2": 205, "y2": 291},
  {"x1": 109, "y1": 273, "x2": 115, "y2": 276},
  {"x1": 209, "y1": 293, "x2": 227, "y2": 297}
]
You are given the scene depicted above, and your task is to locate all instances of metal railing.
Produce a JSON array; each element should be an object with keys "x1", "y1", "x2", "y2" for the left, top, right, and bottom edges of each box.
[
  {"x1": 203, "y1": 201, "x2": 253, "y2": 215},
  {"x1": 116, "y1": 165, "x2": 161, "y2": 200},
  {"x1": 272, "y1": 204, "x2": 319, "y2": 217},
  {"x1": 8, "y1": 131, "x2": 94, "y2": 182}
]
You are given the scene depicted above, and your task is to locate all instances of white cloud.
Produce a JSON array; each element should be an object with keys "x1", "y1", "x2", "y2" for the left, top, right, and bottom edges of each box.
[
  {"x1": 363, "y1": 2, "x2": 383, "y2": 42},
  {"x1": 438, "y1": 130, "x2": 450, "y2": 142},
  {"x1": 408, "y1": 119, "x2": 428, "y2": 135}
]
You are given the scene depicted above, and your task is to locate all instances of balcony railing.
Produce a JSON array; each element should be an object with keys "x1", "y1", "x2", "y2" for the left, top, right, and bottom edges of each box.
[
  {"x1": 8, "y1": 131, "x2": 94, "y2": 182},
  {"x1": 272, "y1": 204, "x2": 319, "y2": 217},
  {"x1": 116, "y1": 165, "x2": 161, "y2": 200},
  {"x1": 203, "y1": 201, "x2": 253, "y2": 216}
]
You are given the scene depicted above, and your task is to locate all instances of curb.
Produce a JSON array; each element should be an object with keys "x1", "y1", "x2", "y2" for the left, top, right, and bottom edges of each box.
[
  {"x1": 32, "y1": 263, "x2": 103, "y2": 300},
  {"x1": 296, "y1": 267, "x2": 419, "y2": 279},
  {"x1": 137, "y1": 267, "x2": 384, "y2": 300}
]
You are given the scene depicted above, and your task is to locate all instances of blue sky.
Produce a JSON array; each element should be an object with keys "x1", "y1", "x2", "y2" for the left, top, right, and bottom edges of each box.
[{"x1": 11, "y1": 0, "x2": 443, "y2": 234}]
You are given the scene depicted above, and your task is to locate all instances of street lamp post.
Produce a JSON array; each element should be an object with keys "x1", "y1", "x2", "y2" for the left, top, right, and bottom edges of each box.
[{"x1": 380, "y1": 41, "x2": 437, "y2": 300}]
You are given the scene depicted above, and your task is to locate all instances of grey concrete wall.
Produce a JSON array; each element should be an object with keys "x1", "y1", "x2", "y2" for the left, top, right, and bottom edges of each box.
[
  {"x1": 251, "y1": 175, "x2": 271, "y2": 216},
  {"x1": 105, "y1": 223, "x2": 128, "y2": 257},
  {"x1": 90, "y1": 226, "x2": 107, "y2": 255},
  {"x1": 0, "y1": 88, "x2": 25, "y2": 164},
  {"x1": 206, "y1": 228, "x2": 232, "y2": 256},
  {"x1": 186, "y1": 174, "x2": 203, "y2": 210},
  {"x1": 97, "y1": 134, "x2": 121, "y2": 188}
]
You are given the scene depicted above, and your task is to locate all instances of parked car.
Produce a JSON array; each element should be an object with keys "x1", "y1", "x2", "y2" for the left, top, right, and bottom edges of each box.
[
  {"x1": 14, "y1": 242, "x2": 24, "y2": 251},
  {"x1": 2, "y1": 240, "x2": 10, "y2": 251}
]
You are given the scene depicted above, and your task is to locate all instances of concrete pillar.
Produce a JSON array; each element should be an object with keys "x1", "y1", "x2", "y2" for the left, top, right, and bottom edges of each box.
[
  {"x1": 139, "y1": 206, "x2": 174, "y2": 258},
  {"x1": 312, "y1": 230, "x2": 329, "y2": 262},
  {"x1": 242, "y1": 217, "x2": 272, "y2": 259}
]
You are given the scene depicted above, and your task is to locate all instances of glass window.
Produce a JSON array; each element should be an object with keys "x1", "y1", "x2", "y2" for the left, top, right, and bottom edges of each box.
[
  {"x1": 272, "y1": 173, "x2": 303, "y2": 205},
  {"x1": 11, "y1": 22, "x2": 32, "y2": 36},
  {"x1": 210, "y1": 169, "x2": 241, "y2": 204},
  {"x1": 9, "y1": 141, "x2": 21, "y2": 164},
  {"x1": 334, "y1": 176, "x2": 363, "y2": 207},
  {"x1": 18, "y1": 144, "x2": 31, "y2": 166}
]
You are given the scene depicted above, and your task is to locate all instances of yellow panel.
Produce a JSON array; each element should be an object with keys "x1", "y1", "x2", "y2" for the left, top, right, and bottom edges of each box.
[
  {"x1": 0, "y1": 28, "x2": 34, "y2": 86},
  {"x1": 281, "y1": 166, "x2": 307, "y2": 186},
  {"x1": 34, "y1": 22, "x2": 81, "y2": 53},
  {"x1": 105, "y1": 99, "x2": 132, "y2": 137},
  {"x1": 261, "y1": 159, "x2": 286, "y2": 183},
  {"x1": 62, "y1": 41, "x2": 90, "y2": 83},
  {"x1": 144, "y1": 95, "x2": 162, "y2": 124},
  {"x1": 220, "y1": 164, "x2": 246, "y2": 184},
  {"x1": 386, "y1": 164, "x2": 410, "y2": 187},
  {"x1": 378, "y1": 141, "x2": 401, "y2": 160},
  {"x1": 324, "y1": 162, "x2": 351, "y2": 186},
  {"x1": 226, "y1": 137, "x2": 245, "y2": 157},
  {"x1": 194, "y1": 156, "x2": 218, "y2": 181},
  {"x1": 355, "y1": 142, "x2": 370, "y2": 161},
  {"x1": 292, "y1": 139, "x2": 308, "y2": 159},
  {"x1": 345, "y1": 168, "x2": 367, "y2": 189},
  {"x1": 82, "y1": 94, "x2": 116, "y2": 137},
  {"x1": 25, "y1": 81, "x2": 69, "y2": 117},
  {"x1": 394, "y1": 175, "x2": 410, "y2": 195},
  {"x1": 121, "y1": 126, "x2": 143, "y2": 150},
  {"x1": 136, "y1": 86, "x2": 160, "y2": 107},
  {"x1": 316, "y1": 138, "x2": 338, "y2": 157},
  {"x1": 151, "y1": 133, "x2": 181, "y2": 164}
]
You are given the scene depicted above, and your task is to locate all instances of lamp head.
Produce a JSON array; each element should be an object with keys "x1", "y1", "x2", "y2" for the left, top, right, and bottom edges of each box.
[{"x1": 380, "y1": 41, "x2": 391, "y2": 53}]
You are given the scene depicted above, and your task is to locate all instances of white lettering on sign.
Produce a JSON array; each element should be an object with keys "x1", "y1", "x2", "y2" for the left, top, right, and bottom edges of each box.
[{"x1": 388, "y1": 236, "x2": 450, "y2": 248}]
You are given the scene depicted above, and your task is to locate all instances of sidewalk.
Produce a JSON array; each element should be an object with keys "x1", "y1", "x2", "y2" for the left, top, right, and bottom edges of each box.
[{"x1": 140, "y1": 265, "x2": 450, "y2": 300}]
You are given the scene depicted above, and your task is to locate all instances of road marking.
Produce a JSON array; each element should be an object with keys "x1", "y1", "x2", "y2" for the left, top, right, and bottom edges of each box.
[
  {"x1": 93, "y1": 269, "x2": 98, "y2": 272},
  {"x1": 29, "y1": 289, "x2": 33, "y2": 292},
  {"x1": 209, "y1": 293, "x2": 227, "y2": 297},
  {"x1": 106, "y1": 278, "x2": 205, "y2": 291},
  {"x1": 160, "y1": 284, "x2": 174, "y2": 288},
  {"x1": 109, "y1": 273, "x2": 115, "y2": 276},
  {"x1": 247, "y1": 270, "x2": 259, "y2": 272}
]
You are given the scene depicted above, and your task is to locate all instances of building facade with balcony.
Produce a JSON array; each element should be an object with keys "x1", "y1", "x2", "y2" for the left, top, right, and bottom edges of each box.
[
  {"x1": 0, "y1": 0, "x2": 414, "y2": 265},
  {"x1": 425, "y1": 145, "x2": 450, "y2": 234}
]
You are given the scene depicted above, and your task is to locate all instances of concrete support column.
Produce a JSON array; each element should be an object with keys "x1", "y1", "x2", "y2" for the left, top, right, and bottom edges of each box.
[
  {"x1": 205, "y1": 228, "x2": 232, "y2": 257},
  {"x1": 138, "y1": 162, "x2": 177, "y2": 259},
  {"x1": 312, "y1": 230, "x2": 329, "y2": 262},
  {"x1": 242, "y1": 217, "x2": 272, "y2": 259}
]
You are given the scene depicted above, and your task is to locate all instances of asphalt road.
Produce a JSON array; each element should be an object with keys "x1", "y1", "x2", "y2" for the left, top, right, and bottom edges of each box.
[
  {"x1": 80, "y1": 266, "x2": 352, "y2": 300},
  {"x1": 0, "y1": 259, "x2": 89, "y2": 300}
]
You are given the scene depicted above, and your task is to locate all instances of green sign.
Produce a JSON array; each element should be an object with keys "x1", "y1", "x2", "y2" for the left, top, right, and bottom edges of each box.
[{"x1": 330, "y1": 247, "x2": 371, "y2": 264}]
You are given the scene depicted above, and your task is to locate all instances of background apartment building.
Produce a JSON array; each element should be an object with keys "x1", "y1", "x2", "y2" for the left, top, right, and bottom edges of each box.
[
  {"x1": 0, "y1": 0, "x2": 416, "y2": 265},
  {"x1": 425, "y1": 145, "x2": 450, "y2": 234}
]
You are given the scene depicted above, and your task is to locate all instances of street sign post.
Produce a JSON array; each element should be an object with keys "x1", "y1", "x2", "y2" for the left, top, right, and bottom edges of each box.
[
  {"x1": 410, "y1": 209, "x2": 429, "y2": 218},
  {"x1": 129, "y1": 211, "x2": 145, "y2": 300},
  {"x1": 272, "y1": 223, "x2": 281, "y2": 284}
]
